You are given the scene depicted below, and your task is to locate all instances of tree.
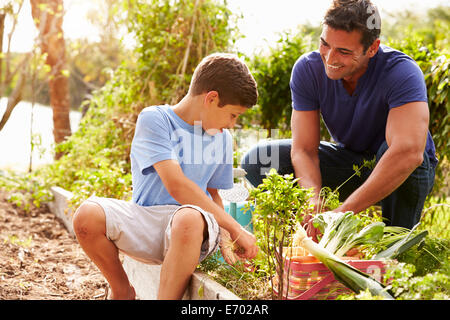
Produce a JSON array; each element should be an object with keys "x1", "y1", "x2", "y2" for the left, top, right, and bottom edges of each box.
[
  {"x1": 29, "y1": 0, "x2": 242, "y2": 209},
  {"x1": 30, "y1": 0, "x2": 71, "y2": 157},
  {"x1": 0, "y1": 0, "x2": 29, "y2": 132}
]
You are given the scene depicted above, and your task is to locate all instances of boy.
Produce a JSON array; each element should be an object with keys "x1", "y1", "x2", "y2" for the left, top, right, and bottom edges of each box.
[{"x1": 72, "y1": 53, "x2": 259, "y2": 300}]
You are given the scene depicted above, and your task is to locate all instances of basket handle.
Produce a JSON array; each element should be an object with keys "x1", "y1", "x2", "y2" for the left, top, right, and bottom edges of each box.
[{"x1": 289, "y1": 273, "x2": 335, "y2": 300}]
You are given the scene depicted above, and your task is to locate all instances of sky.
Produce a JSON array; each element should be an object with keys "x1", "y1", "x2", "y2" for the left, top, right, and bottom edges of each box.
[
  {"x1": 227, "y1": 0, "x2": 449, "y2": 54},
  {"x1": 5, "y1": 0, "x2": 449, "y2": 55}
]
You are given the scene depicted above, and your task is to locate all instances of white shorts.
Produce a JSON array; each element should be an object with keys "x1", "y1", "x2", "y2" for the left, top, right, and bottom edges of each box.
[{"x1": 82, "y1": 196, "x2": 221, "y2": 264}]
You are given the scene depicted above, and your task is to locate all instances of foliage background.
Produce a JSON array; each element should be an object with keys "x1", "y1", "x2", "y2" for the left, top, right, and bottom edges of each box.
[
  {"x1": 0, "y1": 0, "x2": 448, "y2": 301},
  {"x1": 0, "y1": 1, "x2": 448, "y2": 229}
]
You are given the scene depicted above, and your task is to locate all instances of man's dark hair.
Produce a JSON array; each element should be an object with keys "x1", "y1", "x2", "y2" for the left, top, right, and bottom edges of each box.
[
  {"x1": 189, "y1": 53, "x2": 258, "y2": 108},
  {"x1": 323, "y1": 0, "x2": 381, "y2": 53}
]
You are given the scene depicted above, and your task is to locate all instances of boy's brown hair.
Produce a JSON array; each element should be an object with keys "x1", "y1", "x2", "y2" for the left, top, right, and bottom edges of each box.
[
  {"x1": 324, "y1": 0, "x2": 381, "y2": 53},
  {"x1": 189, "y1": 53, "x2": 258, "y2": 108}
]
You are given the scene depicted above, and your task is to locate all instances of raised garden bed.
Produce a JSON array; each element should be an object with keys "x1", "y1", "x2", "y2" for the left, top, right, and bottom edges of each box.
[{"x1": 47, "y1": 186, "x2": 241, "y2": 300}]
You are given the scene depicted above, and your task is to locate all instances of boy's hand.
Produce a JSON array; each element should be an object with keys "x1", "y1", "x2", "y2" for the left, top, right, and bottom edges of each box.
[
  {"x1": 219, "y1": 227, "x2": 258, "y2": 265},
  {"x1": 229, "y1": 226, "x2": 258, "y2": 260},
  {"x1": 219, "y1": 228, "x2": 240, "y2": 265}
]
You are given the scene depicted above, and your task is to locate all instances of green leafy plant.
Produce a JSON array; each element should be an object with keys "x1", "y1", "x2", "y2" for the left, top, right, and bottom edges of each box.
[
  {"x1": 373, "y1": 225, "x2": 429, "y2": 260},
  {"x1": 248, "y1": 168, "x2": 314, "y2": 299},
  {"x1": 383, "y1": 262, "x2": 449, "y2": 300},
  {"x1": 338, "y1": 236, "x2": 450, "y2": 300},
  {"x1": 0, "y1": 170, "x2": 53, "y2": 213},
  {"x1": 311, "y1": 211, "x2": 385, "y2": 257},
  {"x1": 420, "y1": 200, "x2": 450, "y2": 239},
  {"x1": 395, "y1": 236, "x2": 450, "y2": 277},
  {"x1": 1, "y1": 0, "x2": 242, "y2": 213},
  {"x1": 247, "y1": 30, "x2": 317, "y2": 137}
]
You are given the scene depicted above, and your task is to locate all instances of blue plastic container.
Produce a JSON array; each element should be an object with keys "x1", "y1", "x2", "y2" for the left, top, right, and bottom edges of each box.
[
  {"x1": 223, "y1": 200, "x2": 254, "y2": 232},
  {"x1": 213, "y1": 201, "x2": 254, "y2": 264}
]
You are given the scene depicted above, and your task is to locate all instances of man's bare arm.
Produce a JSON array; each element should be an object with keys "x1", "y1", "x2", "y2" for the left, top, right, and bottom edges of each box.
[
  {"x1": 290, "y1": 109, "x2": 322, "y2": 202},
  {"x1": 337, "y1": 101, "x2": 429, "y2": 214}
]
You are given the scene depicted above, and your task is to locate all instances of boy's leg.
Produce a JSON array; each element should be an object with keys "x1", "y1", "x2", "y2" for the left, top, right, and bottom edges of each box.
[
  {"x1": 158, "y1": 207, "x2": 207, "y2": 300},
  {"x1": 72, "y1": 201, "x2": 135, "y2": 300}
]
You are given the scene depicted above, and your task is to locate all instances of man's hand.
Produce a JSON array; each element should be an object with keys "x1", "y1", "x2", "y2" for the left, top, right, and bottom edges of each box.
[{"x1": 301, "y1": 196, "x2": 324, "y2": 242}]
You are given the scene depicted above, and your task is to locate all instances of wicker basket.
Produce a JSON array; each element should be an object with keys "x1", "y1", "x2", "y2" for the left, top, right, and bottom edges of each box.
[{"x1": 273, "y1": 247, "x2": 386, "y2": 300}]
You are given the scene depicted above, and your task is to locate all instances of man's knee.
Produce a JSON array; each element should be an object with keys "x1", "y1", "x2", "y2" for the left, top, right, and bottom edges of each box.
[
  {"x1": 171, "y1": 208, "x2": 206, "y2": 243},
  {"x1": 241, "y1": 144, "x2": 269, "y2": 187},
  {"x1": 72, "y1": 201, "x2": 105, "y2": 240},
  {"x1": 240, "y1": 145, "x2": 259, "y2": 171},
  {"x1": 241, "y1": 139, "x2": 292, "y2": 187}
]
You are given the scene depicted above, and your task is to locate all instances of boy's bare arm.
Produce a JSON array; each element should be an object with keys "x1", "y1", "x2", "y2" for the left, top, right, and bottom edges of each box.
[
  {"x1": 153, "y1": 159, "x2": 258, "y2": 260},
  {"x1": 207, "y1": 187, "x2": 245, "y2": 264},
  {"x1": 207, "y1": 187, "x2": 224, "y2": 209}
]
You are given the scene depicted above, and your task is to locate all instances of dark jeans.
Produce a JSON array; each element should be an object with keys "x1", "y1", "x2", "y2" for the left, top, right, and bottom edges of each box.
[{"x1": 240, "y1": 139, "x2": 436, "y2": 229}]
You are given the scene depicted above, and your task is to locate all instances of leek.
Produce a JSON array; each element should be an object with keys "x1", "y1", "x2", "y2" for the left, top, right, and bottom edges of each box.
[
  {"x1": 335, "y1": 221, "x2": 385, "y2": 257},
  {"x1": 294, "y1": 223, "x2": 394, "y2": 299},
  {"x1": 373, "y1": 224, "x2": 428, "y2": 260},
  {"x1": 315, "y1": 211, "x2": 348, "y2": 249},
  {"x1": 314, "y1": 211, "x2": 383, "y2": 257},
  {"x1": 322, "y1": 212, "x2": 361, "y2": 254}
]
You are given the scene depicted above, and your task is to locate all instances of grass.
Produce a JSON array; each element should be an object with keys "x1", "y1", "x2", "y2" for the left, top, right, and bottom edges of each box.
[
  {"x1": 198, "y1": 251, "x2": 272, "y2": 300},
  {"x1": 419, "y1": 196, "x2": 450, "y2": 239}
]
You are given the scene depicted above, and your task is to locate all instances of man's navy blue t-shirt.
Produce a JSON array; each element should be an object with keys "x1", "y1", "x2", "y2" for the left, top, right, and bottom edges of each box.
[{"x1": 290, "y1": 44, "x2": 438, "y2": 167}]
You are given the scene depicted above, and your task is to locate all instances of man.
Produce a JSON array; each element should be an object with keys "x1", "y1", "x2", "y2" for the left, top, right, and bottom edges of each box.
[{"x1": 241, "y1": 0, "x2": 437, "y2": 230}]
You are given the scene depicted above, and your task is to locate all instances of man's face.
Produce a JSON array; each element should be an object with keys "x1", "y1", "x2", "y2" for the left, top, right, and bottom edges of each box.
[{"x1": 319, "y1": 25, "x2": 373, "y2": 82}]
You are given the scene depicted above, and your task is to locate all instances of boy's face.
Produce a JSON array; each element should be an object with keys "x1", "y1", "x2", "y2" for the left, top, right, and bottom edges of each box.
[{"x1": 201, "y1": 93, "x2": 247, "y2": 135}]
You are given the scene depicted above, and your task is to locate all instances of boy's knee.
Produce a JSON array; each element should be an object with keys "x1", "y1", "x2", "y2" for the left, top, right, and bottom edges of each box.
[
  {"x1": 73, "y1": 201, "x2": 105, "y2": 240},
  {"x1": 171, "y1": 208, "x2": 206, "y2": 243}
]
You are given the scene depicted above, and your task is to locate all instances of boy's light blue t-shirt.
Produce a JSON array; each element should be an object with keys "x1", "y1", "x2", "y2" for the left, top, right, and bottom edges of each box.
[{"x1": 130, "y1": 105, "x2": 234, "y2": 206}]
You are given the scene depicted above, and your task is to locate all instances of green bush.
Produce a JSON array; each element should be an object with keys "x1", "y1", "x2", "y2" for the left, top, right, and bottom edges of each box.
[
  {"x1": 0, "y1": 0, "x2": 241, "y2": 210},
  {"x1": 247, "y1": 31, "x2": 315, "y2": 137},
  {"x1": 385, "y1": 36, "x2": 449, "y2": 168},
  {"x1": 244, "y1": 29, "x2": 332, "y2": 141},
  {"x1": 53, "y1": 0, "x2": 240, "y2": 209}
]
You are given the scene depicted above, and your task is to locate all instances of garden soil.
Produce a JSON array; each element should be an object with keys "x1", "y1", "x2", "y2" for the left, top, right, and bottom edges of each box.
[{"x1": 0, "y1": 191, "x2": 107, "y2": 300}]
